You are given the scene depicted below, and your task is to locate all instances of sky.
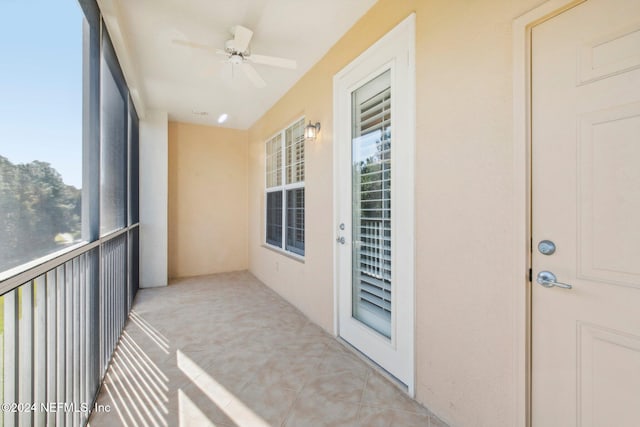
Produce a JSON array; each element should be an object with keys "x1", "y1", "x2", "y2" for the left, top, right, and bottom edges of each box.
[{"x1": 0, "y1": 0, "x2": 84, "y2": 188}]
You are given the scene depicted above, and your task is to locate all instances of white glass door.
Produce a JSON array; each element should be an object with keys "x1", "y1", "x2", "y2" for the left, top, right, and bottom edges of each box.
[{"x1": 334, "y1": 14, "x2": 415, "y2": 392}]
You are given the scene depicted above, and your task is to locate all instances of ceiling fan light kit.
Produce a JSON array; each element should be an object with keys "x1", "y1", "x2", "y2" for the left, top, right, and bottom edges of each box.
[
  {"x1": 173, "y1": 24, "x2": 297, "y2": 88},
  {"x1": 229, "y1": 54, "x2": 244, "y2": 65}
]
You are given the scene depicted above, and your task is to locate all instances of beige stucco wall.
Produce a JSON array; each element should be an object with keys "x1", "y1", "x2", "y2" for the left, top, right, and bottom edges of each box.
[
  {"x1": 168, "y1": 122, "x2": 248, "y2": 279},
  {"x1": 247, "y1": 0, "x2": 546, "y2": 426}
]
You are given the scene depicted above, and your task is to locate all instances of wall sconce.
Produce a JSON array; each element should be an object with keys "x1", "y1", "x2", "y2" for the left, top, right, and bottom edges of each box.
[{"x1": 304, "y1": 121, "x2": 321, "y2": 141}]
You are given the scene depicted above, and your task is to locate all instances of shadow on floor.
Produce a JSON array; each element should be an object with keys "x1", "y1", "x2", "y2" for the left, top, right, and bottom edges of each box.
[{"x1": 88, "y1": 271, "x2": 447, "y2": 427}]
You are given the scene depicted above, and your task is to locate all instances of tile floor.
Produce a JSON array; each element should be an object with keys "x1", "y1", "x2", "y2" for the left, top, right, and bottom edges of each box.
[{"x1": 88, "y1": 271, "x2": 448, "y2": 427}]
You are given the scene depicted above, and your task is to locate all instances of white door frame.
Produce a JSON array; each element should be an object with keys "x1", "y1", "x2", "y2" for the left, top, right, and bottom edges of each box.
[
  {"x1": 513, "y1": 1, "x2": 586, "y2": 426},
  {"x1": 333, "y1": 14, "x2": 416, "y2": 395}
]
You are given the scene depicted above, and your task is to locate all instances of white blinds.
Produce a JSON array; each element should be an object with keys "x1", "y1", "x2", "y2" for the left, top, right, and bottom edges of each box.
[
  {"x1": 351, "y1": 70, "x2": 392, "y2": 338},
  {"x1": 266, "y1": 134, "x2": 282, "y2": 188},
  {"x1": 286, "y1": 119, "x2": 305, "y2": 184}
]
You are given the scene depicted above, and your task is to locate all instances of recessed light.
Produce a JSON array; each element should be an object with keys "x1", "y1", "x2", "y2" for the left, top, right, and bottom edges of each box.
[{"x1": 218, "y1": 113, "x2": 229, "y2": 124}]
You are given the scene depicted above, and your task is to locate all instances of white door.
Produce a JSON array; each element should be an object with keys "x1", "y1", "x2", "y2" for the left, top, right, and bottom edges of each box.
[
  {"x1": 531, "y1": 0, "x2": 640, "y2": 425},
  {"x1": 334, "y1": 14, "x2": 415, "y2": 391}
]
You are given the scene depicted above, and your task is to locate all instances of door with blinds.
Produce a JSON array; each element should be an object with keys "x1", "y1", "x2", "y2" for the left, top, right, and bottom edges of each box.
[{"x1": 334, "y1": 15, "x2": 415, "y2": 392}]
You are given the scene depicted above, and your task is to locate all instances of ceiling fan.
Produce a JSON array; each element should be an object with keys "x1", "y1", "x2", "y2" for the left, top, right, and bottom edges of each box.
[{"x1": 173, "y1": 25, "x2": 297, "y2": 88}]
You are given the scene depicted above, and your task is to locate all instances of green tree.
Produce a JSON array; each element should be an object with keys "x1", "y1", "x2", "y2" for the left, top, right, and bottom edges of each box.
[{"x1": 0, "y1": 155, "x2": 81, "y2": 272}]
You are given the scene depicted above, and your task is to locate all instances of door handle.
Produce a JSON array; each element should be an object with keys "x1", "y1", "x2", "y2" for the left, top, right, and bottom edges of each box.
[
  {"x1": 336, "y1": 236, "x2": 346, "y2": 244},
  {"x1": 536, "y1": 271, "x2": 572, "y2": 289}
]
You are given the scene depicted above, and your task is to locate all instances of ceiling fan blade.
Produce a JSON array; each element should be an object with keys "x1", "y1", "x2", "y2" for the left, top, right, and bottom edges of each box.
[
  {"x1": 241, "y1": 63, "x2": 266, "y2": 88},
  {"x1": 233, "y1": 25, "x2": 253, "y2": 53},
  {"x1": 248, "y1": 54, "x2": 297, "y2": 70},
  {"x1": 172, "y1": 39, "x2": 213, "y2": 51},
  {"x1": 215, "y1": 49, "x2": 228, "y2": 56}
]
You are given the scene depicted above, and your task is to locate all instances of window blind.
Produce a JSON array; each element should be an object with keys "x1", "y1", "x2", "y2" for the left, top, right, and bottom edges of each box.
[
  {"x1": 286, "y1": 119, "x2": 305, "y2": 184},
  {"x1": 266, "y1": 134, "x2": 282, "y2": 188},
  {"x1": 352, "y1": 71, "x2": 392, "y2": 338}
]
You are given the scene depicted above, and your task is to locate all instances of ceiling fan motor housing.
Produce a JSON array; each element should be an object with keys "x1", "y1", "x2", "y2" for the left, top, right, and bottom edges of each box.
[{"x1": 225, "y1": 39, "x2": 248, "y2": 56}]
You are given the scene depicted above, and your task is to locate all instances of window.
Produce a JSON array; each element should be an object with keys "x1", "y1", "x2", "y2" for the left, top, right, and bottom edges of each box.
[
  {"x1": 0, "y1": 0, "x2": 139, "y2": 277},
  {"x1": 0, "y1": 0, "x2": 84, "y2": 273},
  {"x1": 265, "y1": 118, "x2": 305, "y2": 256},
  {"x1": 100, "y1": 29, "x2": 128, "y2": 235}
]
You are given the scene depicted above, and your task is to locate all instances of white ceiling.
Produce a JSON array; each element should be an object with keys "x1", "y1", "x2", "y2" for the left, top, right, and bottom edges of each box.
[{"x1": 101, "y1": 0, "x2": 378, "y2": 129}]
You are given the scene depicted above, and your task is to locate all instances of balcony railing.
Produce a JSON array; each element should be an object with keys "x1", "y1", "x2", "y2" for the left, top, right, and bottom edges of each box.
[{"x1": 0, "y1": 225, "x2": 139, "y2": 427}]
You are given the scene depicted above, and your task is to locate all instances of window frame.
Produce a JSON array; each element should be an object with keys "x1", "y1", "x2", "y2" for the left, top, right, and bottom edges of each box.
[{"x1": 264, "y1": 116, "x2": 306, "y2": 259}]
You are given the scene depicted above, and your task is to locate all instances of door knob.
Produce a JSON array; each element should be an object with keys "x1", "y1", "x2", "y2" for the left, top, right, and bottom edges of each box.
[
  {"x1": 538, "y1": 240, "x2": 556, "y2": 255},
  {"x1": 536, "y1": 271, "x2": 572, "y2": 289},
  {"x1": 336, "y1": 236, "x2": 345, "y2": 244}
]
